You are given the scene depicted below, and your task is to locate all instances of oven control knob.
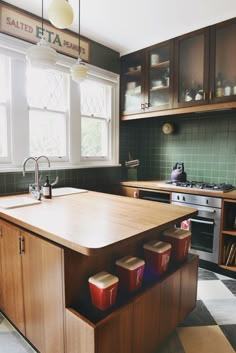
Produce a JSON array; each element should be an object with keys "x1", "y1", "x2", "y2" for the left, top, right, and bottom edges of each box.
[
  {"x1": 206, "y1": 199, "x2": 208, "y2": 204},
  {"x1": 177, "y1": 195, "x2": 180, "y2": 200},
  {"x1": 183, "y1": 196, "x2": 185, "y2": 201}
]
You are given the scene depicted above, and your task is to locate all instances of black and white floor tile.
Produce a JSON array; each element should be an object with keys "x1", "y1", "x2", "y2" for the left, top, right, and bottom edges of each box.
[
  {"x1": 158, "y1": 268, "x2": 236, "y2": 353},
  {"x1": 0, "y1": 268, "x2": 236, "y2": 353}
]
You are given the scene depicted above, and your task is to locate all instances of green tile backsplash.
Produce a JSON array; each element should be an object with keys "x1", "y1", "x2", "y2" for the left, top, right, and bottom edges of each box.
[
  {"x1": 120, "y1": 110, "x2": 236, "y2": 185},
  {"x1": 0, "y1": 167, "x2": 121, "y2": 196}
]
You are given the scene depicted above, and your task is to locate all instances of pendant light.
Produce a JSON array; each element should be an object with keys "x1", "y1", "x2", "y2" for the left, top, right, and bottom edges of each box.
[
  {"x1": 26, "y1": 0, "x2": 58, "y2": 69},
  {"x1": 48, "y1": 0, "x2": 74, "y2": 29},
  {"x1": 70, "y1": 0, "x2": 88, "y2": 82}
]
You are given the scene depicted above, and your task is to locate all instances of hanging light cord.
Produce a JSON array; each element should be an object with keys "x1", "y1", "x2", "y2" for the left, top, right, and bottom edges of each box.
[
  {"x1": 41, "y1": 0, "x2": 44, "y2": 36},
  {"x1": 78, "y1": 0, "x2": 81, "y2": 57}
]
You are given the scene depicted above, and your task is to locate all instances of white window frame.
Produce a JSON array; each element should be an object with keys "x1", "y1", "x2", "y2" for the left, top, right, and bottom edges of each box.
[
  {"x1": 0, "y1": 34, "x2": 120, "y2": 172},
  {"x1": 0, "y1": 54, "x2": 11, "y2": 163},
  {"x1": 80, "y1": 75, "x2": 115, "y2": 162},
  {"x1": 26, "y1": 67, "x2": 70, "y2": 162}
]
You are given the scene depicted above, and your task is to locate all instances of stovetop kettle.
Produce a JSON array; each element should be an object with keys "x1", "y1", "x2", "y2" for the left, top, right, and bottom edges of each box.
[{"x1": 171, "y1": 162, "x2": 187, "y2": 182}]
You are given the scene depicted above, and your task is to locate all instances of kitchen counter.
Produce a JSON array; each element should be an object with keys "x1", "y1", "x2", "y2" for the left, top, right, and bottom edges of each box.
[
  {"x1": 120, "y1": 180, "x2": 236, "y2": 199},
  {"x1": 0, "y1": 191, "x2": 197, "y2": 255}
]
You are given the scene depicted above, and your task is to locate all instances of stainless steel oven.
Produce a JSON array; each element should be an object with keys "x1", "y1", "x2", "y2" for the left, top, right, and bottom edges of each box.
[{"x1": 171, "y1": 192, "x2": 222, "y2": 263}]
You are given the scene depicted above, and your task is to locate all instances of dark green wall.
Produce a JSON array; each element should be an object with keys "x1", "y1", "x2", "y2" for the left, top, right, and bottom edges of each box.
[
  {"x1": 120, "y1": 110, "x2": 236, "y2": 185},
  {"x1": 0, "y1": 167, "x2": 121, "y2": 196}
]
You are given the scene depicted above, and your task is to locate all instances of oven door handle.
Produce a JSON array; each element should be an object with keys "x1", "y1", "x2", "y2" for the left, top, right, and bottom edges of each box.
[
  {"x1": 189, "y1": 218, "x2": 214, "y2": 225},
  {"x1": 196, "y1": 207, "x2": 216, "y2": 214}
]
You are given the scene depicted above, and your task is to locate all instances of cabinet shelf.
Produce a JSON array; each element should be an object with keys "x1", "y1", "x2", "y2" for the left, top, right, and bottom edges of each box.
[
  {"x1": 124, "y1": 69, "x2": 142, "y2": 76},
  {"x1": 67, "y1": 259, "x2": 187, "y2": 325},
  {"x1": 220, "y1": 265, "x2": 236, "y2": 272},
  {"x1": 222, "y1": 230, "x2": 236, "y2": 237},
  {"x1": 150, "y1": 60, "x2": 170, "y2": 69},
  {"x1": 150, "y1": 86, "x2": 169, "y2": 92}
]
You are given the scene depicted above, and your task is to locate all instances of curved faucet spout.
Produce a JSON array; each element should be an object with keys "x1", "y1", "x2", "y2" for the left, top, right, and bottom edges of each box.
[
  {"x1": 37, "y1": 155, "x2": 50, "y2": 168},
  {"x1": 22, "y1": 156, "x2": 51, "y2": 200}
]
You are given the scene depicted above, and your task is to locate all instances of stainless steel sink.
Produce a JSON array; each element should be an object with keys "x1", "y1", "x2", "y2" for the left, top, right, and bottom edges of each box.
[{"x1": 0, "y1": 197, "x2": 41, "y2": 209}]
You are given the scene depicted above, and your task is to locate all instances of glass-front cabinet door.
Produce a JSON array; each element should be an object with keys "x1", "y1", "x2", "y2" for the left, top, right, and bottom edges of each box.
[
  {"x1": 146, "y1": 41, "x2": 173, "y2": 111},
  {"x1": 174, "y1": 29, "x2": 209, "y2": 108},
  {"x1": 120, "y1": 50, "x2": 145, "y2": 116},
  {"x1": 210, "y1": 18, "x2": 236, "y2": 103}
]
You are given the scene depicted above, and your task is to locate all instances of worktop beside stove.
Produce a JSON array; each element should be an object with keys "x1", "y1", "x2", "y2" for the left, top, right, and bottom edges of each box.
[{"x1": 119, "y1": 180, "x2": 236, "y2": 200}]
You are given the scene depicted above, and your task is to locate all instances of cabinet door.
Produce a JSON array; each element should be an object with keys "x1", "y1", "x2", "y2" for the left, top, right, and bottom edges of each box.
[
  {"x1": 174, "y1": 28, "x2": 209, "y2": 108},
  {"x1": 21, "y1": 231, "x2": 65, "y2": 353},
  {"x1": 119, "y1": 186, "x2": 139, "y2": 198},
  {"x1": 0, "y1": 220, "x2": 25, "y2": 334},
  {"x1": 0, "y1": 224, "x2": 3, "y2": 311},
  {"x1": 133, "y1": 284, "x2": 161, "y2": 353},
  {"x1": 159, "y1": 271, "x2": 180, "y2": 343},
  {"x1": 210, "y1": 18, "x2": 236, "y2": 103},
  {"x1": 96, "y1": 304, "x2": 133, "y2": 353},
  {"x1": 120, "y1": 50, "x2": 145, "y2": 116},
  {"x1": 179, "y1": 256, "x2": 198, "y2": 322},
  {"x1": 145, "y1": 40, "x2": 174, "y2": 112}
]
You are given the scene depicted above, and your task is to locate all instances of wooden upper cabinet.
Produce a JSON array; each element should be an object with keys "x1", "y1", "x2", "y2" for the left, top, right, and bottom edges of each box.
[
  {"x1": 145, "y1": 40, "x2": 174, "y2": 112},
  {"x1": 209, "y1": 18, "x2": 236, "y2": 103},
  {"x1": 121, "y1": 18, "x2": 236, "y2": 120},
  {"x1": 173, "y1": 28, "x2": 209, "y2": 108},
  {"x1": 120, "y1": 49, "x2": 145, "y2": 116},
  {"x1": 120, "y1": 40, "x2": 173, "y2": 117}
]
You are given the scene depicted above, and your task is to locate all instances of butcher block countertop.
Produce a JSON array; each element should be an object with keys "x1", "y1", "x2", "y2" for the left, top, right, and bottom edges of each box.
[
  {"x1": 0, "y1": 191, "x2": 197, "y2": 255},
  {"x1": 120, "y1": 180, "x2": 236, "y2": 199}
]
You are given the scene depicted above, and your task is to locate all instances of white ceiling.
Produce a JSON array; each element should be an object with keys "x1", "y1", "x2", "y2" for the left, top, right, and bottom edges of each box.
[{"x1": 4, "y1": 0, "x2": 236, "y2": 55}]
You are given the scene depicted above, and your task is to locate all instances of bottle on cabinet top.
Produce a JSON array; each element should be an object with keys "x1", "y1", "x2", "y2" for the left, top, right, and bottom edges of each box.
[{"x1": 42, "y1": 176, "x2": 52, "y2": 199}]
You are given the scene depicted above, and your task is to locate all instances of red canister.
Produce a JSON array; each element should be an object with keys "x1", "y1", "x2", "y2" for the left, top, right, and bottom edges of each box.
[
  {"x1": 116, "y1": 256, "x2": 145, "y2": 292},
  {"x1": 143, "y1": 240, "x2": 171, "y2": 275},
  {"x1": 88, "y1": 271, "x2": 119, "y2": 311},
  {"x1": 162, "y1": 228, "x2": 191, "y2": 262}
]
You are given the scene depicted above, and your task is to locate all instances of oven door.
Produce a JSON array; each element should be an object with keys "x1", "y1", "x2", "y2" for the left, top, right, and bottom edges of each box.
[{"x1": 172, "y1": 201, "x2": 221, "y2": 263}]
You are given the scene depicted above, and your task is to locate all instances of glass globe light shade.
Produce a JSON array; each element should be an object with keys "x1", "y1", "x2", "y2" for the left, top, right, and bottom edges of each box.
[
  {"x1": 70, "y1": 58, "x2": 88, "y2": 82},
  {"x1": 48, "y1": 0, "x2": 74, "y2": 29},
  {"x1": 26, "y1": 37, "x2": 58, "y2": 69}
]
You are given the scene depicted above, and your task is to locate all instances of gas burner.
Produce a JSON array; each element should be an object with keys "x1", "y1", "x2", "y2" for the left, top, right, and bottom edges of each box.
[{"x1": 165, "y1": 181, "x2": 235, "y2": 193}]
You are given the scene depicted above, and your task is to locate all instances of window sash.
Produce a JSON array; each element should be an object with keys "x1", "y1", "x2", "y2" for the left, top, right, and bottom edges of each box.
[{"x1": 28, "y1": 108, "x2": 69, "y2": 161}]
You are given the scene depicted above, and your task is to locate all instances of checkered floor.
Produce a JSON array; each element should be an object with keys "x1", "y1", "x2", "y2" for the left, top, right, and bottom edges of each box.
[
  {"x1": 158, "y1": 268, "x2": 236, "y2": 353},
  {"x1": 0, "y1": 268, "x2": 236, "y2": 353}
]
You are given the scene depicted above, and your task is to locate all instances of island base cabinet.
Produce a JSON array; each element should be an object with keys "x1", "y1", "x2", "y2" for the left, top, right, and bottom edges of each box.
[
  {"x1": 65, "y1": 255, "x2": 198, "y2": 353},
  {"x1": 22, "y1": 231, "x2": 65, "y2": 353},
  {"x1": 66, "y1": 304, "x2": 133, "y2": 353},
  {"x1": 0, "y1": 221, "x2": 25, "y2": 334},
  {"x1": 0, "y1": 219, "x2": 65, "y2": 353},
  {"x1": 133, "y1": 284, "x2": 161, "y2": 353},
  {"x1": 179, "y1": 254, "x2": 198, "y2": 322}
]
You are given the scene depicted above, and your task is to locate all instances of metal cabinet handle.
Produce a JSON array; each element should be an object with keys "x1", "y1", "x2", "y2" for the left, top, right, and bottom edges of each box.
[
  {"x1": 19, "y1": 235, "x2": 25, "y2": 255},
  {"x1": 145, "y1": 102, "x2": 149, "y2": 109},
  {"x1": 209, "y1": 91, "x2": 213, "y2": 100},
  {"x1": 141, "y1": 104, "x2": 145, "y2": 110},
  {"x1": 203, "y1": 92, "x2": 207, "y2": 100}
]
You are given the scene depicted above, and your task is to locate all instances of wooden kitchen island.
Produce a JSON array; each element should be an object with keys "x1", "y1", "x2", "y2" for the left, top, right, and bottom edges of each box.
[{"x1": 0, "y1": 191, "x2": 198, "y2": 353}]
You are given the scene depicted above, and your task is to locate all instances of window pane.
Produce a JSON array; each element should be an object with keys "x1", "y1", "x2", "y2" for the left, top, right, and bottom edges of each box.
[
  {"x1": 0, "y1": 106, "x2": 8, "y2": 157},
  {"x1": 80, "y1": 80, "x2": 111, "y2": 118},
  {"x1": 81, "y1": 117, "x2": 108, "y2": 157},
  {"x1": 29, "y1": 110, "x2": 67, "y2": 157},
  {"x1": 0, "y1": 54, "x2": 8, "y2": 103},
  {"x1": 27, "y1": 67, "x2": 67, "y2": 111}
]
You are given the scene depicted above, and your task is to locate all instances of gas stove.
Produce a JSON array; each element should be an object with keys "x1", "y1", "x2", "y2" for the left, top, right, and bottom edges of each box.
[{"x1": 164, "y1": 181, "x2": 235, "y2": 193}]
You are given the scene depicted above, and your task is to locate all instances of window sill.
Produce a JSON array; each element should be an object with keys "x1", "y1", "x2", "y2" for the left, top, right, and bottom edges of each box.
[{"x1": 0, "y1": 163, "x2": 122, "y2": 173}]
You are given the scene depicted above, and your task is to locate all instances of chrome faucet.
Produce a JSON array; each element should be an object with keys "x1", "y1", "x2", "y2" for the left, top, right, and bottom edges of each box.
[{"x1": 22, "y1": 155, "x2": 50, "y2": 200}]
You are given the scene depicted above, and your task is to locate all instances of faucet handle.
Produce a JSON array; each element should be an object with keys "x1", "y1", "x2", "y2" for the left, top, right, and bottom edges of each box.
[{"x1": 51, "y1": 176, "x2": 59, "y2": 187}]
